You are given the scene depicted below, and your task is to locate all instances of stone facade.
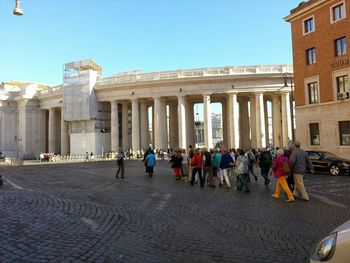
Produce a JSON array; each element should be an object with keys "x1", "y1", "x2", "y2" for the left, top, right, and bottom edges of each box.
[{"x1": 286, "y1": 0, "x2": 350, "y2": 159}]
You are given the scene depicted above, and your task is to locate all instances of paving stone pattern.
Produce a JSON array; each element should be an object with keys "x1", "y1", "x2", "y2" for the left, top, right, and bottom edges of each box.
[{"x1": 0, "y1": 160, "x2": 349, "y2": 263}]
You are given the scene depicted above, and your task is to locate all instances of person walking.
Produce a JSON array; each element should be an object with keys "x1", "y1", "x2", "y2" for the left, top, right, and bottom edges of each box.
[
  {"x1": 181, "y1": 149, "x2": 189, "y2": 178},
  {"x1": 202, "y1": 148, "x2": 214, "y2": 187},
  {"x1": 212, "y1": 149, "x2": 222, "y2": 186},
  {"x1": 257, "y1": 148, "x2": 272, "y2": 185},
  {"x1": 190, "y1": 149, "x2": 204, "y2": 188},
  {"x1": 290, "y1": 141, "x2": 314, "y2": 201},
  {"x1": 270, "y1": 149, "x2": 294, "y2": 202},
  {"x1": 115, "y1": 148, "x2": 125, "y2": 179},
  {"x1": 219, "y1": 149, "x2": 234, "y2": 190},
  {"x1": 170, "y1": 149, "x2": 183, "y2": 180},
  {"x1": 284, "y1": 148, "x2": 294, "y2": 192},
  {"x1": 235, "y1": 149, "x2": 250, "y2": 193},
  {"x1": 187, "y1": 145, "x2": 195, "y2": 182},
  {"x1": 145, "y1": 150, "x2": 156, "y2": 177},
  {"x1": 246, "y1": 149, "x2": 258, "y2": 182}
]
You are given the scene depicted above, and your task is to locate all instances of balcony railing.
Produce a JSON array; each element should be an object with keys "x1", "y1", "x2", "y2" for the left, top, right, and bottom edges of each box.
[{"x1": 96, "y1": 65, "x2": 293, "y2": 86}]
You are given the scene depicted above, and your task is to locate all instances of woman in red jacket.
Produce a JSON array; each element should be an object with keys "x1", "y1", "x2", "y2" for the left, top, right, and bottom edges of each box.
[
  {"x1": 270, "y1": 149, "x2": 294, "y2": 202},
  {"x1": 190, "y1": 149, "x2": 204, "y2": 188}
]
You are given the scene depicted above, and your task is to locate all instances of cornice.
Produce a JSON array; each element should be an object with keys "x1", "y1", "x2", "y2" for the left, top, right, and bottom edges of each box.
[{"x1": 284, "y1": 0, "x2": 337, "y2": 22}]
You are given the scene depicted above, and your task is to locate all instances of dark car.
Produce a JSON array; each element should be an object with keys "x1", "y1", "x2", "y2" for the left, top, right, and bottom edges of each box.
[{"x1": 306, "y1": 151, "x2": 350, "y2": 176}]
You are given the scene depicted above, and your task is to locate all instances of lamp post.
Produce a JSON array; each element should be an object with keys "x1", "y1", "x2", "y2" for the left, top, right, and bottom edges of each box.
[
  {"x1": 283, "y1": 72, "x2": 295, "y2": 142},
  {"x1": 13, "y1": 0, "x2": 24, "y2": 16}
]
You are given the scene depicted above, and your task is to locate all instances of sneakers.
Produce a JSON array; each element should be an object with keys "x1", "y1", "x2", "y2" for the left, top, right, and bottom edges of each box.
[
  {"x1": 286, "y1": 199, "x2": 295, "y2": 202},
  {"x1": 271, "y1": 194, "x2": 279, "y2": 199}
]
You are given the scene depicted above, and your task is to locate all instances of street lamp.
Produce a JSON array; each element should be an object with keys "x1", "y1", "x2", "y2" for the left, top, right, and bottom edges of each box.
[
  {"x1": 283, "y1": 72, "x2": 295, "y2": 142},
  {"x1": 13, "y1": 0, "x2": 24, "y2": 16}
]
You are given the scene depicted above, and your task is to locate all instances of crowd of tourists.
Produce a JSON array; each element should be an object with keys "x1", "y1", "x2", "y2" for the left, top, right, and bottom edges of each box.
[{"x1": 115, "y1": 141, "x2": 314, "y2": 202}]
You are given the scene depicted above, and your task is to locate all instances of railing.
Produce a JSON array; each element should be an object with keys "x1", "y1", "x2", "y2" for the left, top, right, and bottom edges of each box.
[
  {"x1": 37, "y1": 85, "x2": 63, "y2": 96},
  {"x1": 96, "y1": 65, "x2": 293, "y2": 86}
]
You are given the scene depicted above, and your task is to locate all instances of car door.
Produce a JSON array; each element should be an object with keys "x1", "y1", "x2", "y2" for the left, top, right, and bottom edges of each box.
[{"x1": 307, "y1": 151, "x2": 327, "y2": 172}]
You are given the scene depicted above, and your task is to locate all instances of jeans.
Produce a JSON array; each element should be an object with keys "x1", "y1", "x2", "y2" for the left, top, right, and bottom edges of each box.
[
  {"x1": 260, "y1": 166, "x2": 270, "y2": 184},
  {"x1": 191, "y1": 168, "x2": 204, "y2": 187},
  {"x1": 116, "y1": 164, "x2": 124, "y2": 178},
  {"x1": 237, "y1": 174, "x2": 250, "y2": 192}
]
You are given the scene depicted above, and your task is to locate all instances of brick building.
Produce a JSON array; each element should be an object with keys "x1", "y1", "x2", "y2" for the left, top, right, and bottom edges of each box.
[{"x1": 285, "y1": 0, "x2": 350, "y2": 158}]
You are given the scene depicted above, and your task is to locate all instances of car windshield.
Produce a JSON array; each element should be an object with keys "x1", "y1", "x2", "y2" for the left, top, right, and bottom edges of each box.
[{"x1": 319, "y1": 152, "x2": 338, "y2": 159}]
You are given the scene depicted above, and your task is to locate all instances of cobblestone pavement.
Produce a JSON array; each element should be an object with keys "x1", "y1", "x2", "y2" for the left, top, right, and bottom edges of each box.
[{"x1": 0, "y1": 160, "x2": 350, "y2": 263}]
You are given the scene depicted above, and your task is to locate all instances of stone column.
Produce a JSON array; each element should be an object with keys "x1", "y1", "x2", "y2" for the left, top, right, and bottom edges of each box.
[
  {"x1": 255, "y1": 93, "x2": 266, "y2": 148},
  {"x1": 203, "y1": 94, "x2": 213, "y2": 148},
  {"x1": 60, "y1": 110, "x2": 69, "y2": 155},
  {"x1": 153, "y1": 97, "x2": 162, "y2": 150},
  {"x1": 161, "y1": 98, "x2": 168, "y2": 150},
  {"x1": 122, "y1": 102, "x2": 129, "y2": 150},
  {"x1": 264, "y1": 98, "x2": 269, "y2": 147},
  {"x1": 221, "y1": 99, "x2": 228, "y2": 148},
  {"x1": 131, "y1": 98, "x2": 140, "y2": 153},
  {"x1": 48, "y1": 108, "x2": 57, "y2": 153},
  {"x1": 177, "y1": 95, "x2": 187, "y2": 149},
  {"x1": 169, "y1": 102, "x2": 178, "y2": 149},
  {"x1": 249, "y1": 95, "x2": 257, "y2": 148},
  {"x1": 111, "y1": 101, "x2": 119, "y2": 152},
  {"x1": 227, "y1": 93, "x2": 239, "y2": 149},
  {"x1": 140, "y1": 100, "x2": 149, "y2": 149},
  {"x1": 187, "y1": 100, "x2": 195, "y2": 148},
  {"x1": 240, "y1": 97, "x2": 250, "y2": 149},
  {"x1": 281, "y1": 92, "x2": 292, "y2": 147},
  {"x1": 272, "y1": 94, "x2": 282, "y2": 148}
]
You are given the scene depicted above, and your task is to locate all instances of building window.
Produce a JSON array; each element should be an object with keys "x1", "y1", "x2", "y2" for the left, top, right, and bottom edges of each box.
[
  {"x1": 339, "y1": 121, "x2": 350, "y2": 145},
  {"x1": 308, "y1": 82, "x2": 318, "y2": 104},
  {"x1": 304, "y1": 17, "x2": 314, "y2": 34},
  {"x1": 335, "y1": 37, "x2": 346, "y2": 56},
  {"x1": 309, "y1": 123, "x2": 320, "y2": 145},
  {"x1": 332, "y1": 2, "x2": 345, "y2": 22},
  {"x1": 306, "y1": 48, "x2": 316, "y2": 65},
  {"x1": 336, "y1": 75, "x2": 349, "y2": 99}
]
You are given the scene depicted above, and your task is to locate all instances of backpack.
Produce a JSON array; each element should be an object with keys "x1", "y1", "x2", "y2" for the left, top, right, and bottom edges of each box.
[
  {"x1": 261, "y1": 152, "x2": 272, "y2": 167},
  {"x1": 146, "y1": 154, "x2": 155, "y2": 167},
  {"x1": 248, "y1": 151, "x2": 255, "y2": 162},
  {"x1": 282, "y1": 160, "x2": 290, "y2": 174}
]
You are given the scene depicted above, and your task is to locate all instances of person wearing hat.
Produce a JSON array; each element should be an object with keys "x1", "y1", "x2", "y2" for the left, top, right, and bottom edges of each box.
[{"x1": 290, "y1": 141, "x2": 314, "y2": 201}]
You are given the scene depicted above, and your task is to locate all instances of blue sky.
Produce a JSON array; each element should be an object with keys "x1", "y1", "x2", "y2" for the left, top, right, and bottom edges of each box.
[{"x1": 0, "y1": 0, "x2": 301, "y2": 85}]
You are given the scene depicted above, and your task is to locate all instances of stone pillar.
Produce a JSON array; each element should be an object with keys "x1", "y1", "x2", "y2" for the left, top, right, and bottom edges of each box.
[
  {"x1": 221, "y1": 99, "x2": 228, "y2": 148},
  {"x1": 203, "y1": 94, "x2": 213, "y2": 148},
  {"x1": 48, "y1": 108, "x2": 57, "y2": 153},
  {"x1": 161, "y1": 98, "x2": 168, "y2": 150},
  {"x1": 227, "y1": 93, "x2": 239, "y2": 149},
  {"x1": 187, "y1": 100, "x2": 195, "y2": 148},
  {"x1": 154, "y1": 97, "x2": 162, "y2": 150},
  {"x1": 140, "y1": 100, "x2": 149, "y2": 149},
  {"x1": 122, "y1": 102, "x2": 129, "y2": 150},
  {"x1": 264, "y1": 98, "x2": 269, "y2": 147},
  {"x1": 255, "y1": 93, "x2": 266, "y2": 148},
  {"x1": 169, "y1": 102, "x2": 178, "y2": 149},
  {"x1": 272, "y1": 95, "x2": 282, "y2": 148},
  {"x1": 111, "y1": 101, "x2": 119, "y2": 152},
  {"x1": 131, "y1": 98, "x2": 140, "y2": 153},
  {"x1": 249, "y1": 95, "x2": 257, "y2": 148},
  {"x1": 60, "y1": 110, "x2": 69, "y2": 155},
  {"x1": 240, "y1": 97, "x2": 250, "y2": 149},
  {"x1": 281, "y1": 92, "x2": 292, "y2": 147},
  {"x1": 177, "y1": 95, "x2": 187, "y2": 149}
]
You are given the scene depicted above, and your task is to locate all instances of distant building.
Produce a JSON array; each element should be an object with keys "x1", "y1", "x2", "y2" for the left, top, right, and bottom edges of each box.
[{"x1": 285, "y1": 0, "x2": 350, "y2": 158}]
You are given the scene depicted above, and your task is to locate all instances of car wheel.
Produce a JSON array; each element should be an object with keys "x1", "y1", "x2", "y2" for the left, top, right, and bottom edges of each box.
[{"x1": 329, "y1": 165, "x2": 340, "y2": 176}]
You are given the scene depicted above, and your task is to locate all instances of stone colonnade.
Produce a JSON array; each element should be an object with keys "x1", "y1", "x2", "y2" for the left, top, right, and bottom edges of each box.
[{"x1": 108, "y1": 92, "x2": 292, "y2": 152}]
